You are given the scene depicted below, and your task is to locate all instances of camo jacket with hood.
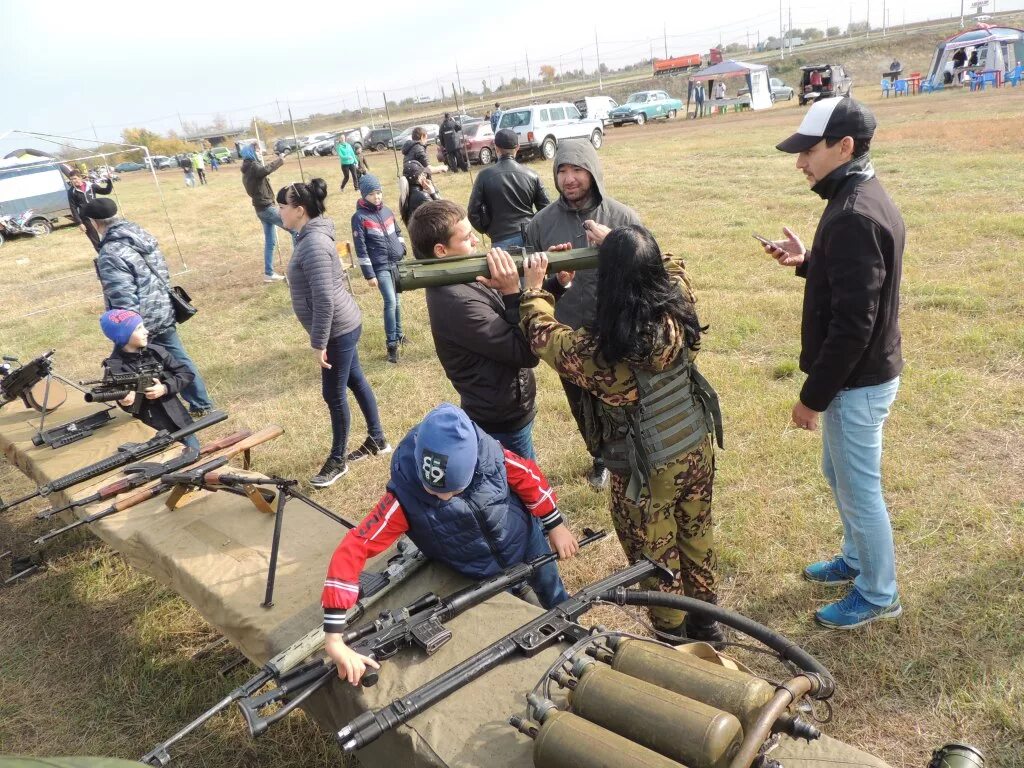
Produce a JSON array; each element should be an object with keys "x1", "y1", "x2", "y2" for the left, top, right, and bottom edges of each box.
[
  {"x1": 524, "y1": 139, "x2": 641, "y2": 330},
  {"x1": 95, "y1": 220, "x2": 175, "y2": 335}
]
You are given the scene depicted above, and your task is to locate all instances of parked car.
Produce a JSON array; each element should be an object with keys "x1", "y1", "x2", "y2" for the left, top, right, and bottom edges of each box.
[
  {"x1": 302, "y1": 132, "x2": 334, "y2": 156},
  {"x1": 209, "y1": 147, "x2": 234, "y2": 164},
  {"x1": 388, "y1": 124, "x2": 439, "y2": 150},
  {"x1": 274, "y1": 137, "x2": 301, "y2": 154},
  {"x1": 366, "y1": 127, "x2": 399, "y2": 151},
  {"x1": 114, "y1": 161, "x2": 146, "y2": 172},
  {"x1": 343, "y1": 126, "x2": 370, "y2": 153},
  {"x1": 608, "y1": 90, "x2": 683, "y2": 126},
  {"x1": 574, "y1": 96, "x2": 619, "y2": 126},
  {"x1": 497, "y1": 102, "x2": 603, "y2": 161},
  {"x1": 144, "y1": 155, "x2": 171, "y2": 170},
  {"x1": 798, "y1": 64, "x2": 853, "y2": 105},
  {"x1": 436, "y1": 121, "x2": 499, "y2": 166},
  {"x1": 769, "y1": 77, "x2": 794, "y2": 101}
]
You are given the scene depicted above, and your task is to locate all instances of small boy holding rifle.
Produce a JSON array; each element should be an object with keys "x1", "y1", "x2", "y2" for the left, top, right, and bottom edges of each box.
[{"x1": 321, "y1": 403, "x2": 579, "y2": 684}]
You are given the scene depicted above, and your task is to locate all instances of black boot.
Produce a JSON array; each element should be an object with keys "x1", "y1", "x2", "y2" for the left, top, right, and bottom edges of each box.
[
  {"x1": 685, "y1": 598, "x2": 726, "y2": 647},
  {"x1": 386, "y1": 344, "x2": 398, "y2": 364}
]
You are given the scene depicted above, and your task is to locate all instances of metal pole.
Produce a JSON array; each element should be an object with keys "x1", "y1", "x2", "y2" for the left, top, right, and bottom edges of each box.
[
  {"x1": 866, "y1": 0, "x2": 870, "y2": 36},
  {"x1": 595, "y1": 29, "x2": 603, "y2": 91},
  {"x1": 252, "y1": 117, "x2": 262, "y2": 158},
  {"x1": 882, "y1": 0, "x2": 886, "y2": 35},
  {"x1": 525, "y1": 49, "x2": 534, "y2": 96},
  {"x1": 780, "y1": 0, "x2": 785, "y2": 59},
  {"x1": 788, "y1": 5, "x2": 793, "y2": 52},
  {"x1": 381, "y1": 93, "x2": 401, "y2": 179},
  {"x1": 960, "y1": 0, "x2": 965, "y2": 28},
  {"x1": 664, "y1": 23, "x2": 669, "y2": 58},
  {"x1": 287, "y1": 106, "x2": 305, "y2": 183}
]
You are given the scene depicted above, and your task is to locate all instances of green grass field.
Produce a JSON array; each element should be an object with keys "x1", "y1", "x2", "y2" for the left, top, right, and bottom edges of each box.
[{"x1": 1, "y1": 83, "x2": 1022, "y2": 768}]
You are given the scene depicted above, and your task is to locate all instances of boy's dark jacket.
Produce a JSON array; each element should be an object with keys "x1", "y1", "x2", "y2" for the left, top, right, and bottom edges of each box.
[{"x1": 103, "y1": 343, "x2": 194, "y2": 434}]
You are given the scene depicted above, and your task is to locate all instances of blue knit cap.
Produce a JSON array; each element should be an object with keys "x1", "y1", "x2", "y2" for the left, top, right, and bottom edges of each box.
[
  {"x1": 100, "y1": 309, "x2": 143, "y2": 348},
  {"x1": 358, "y1": 173, "x2": 382, "y2": 197},
  {"x1": 414, "y1": 404, "x2": 478, "y2": 494}
]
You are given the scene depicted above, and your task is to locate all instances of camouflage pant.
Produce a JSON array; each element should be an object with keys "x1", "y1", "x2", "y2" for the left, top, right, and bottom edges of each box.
[{"x1": 609, "y1": 435, "x2": 717, "y2": 630}]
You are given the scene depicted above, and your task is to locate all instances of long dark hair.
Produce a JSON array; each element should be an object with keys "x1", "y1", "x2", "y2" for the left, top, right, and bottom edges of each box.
[
  {"x1": 275, "y1": 178, "x2": 328, "y2": 218},
  {"x1": 593, "y1": 225, "x2": 704, "y2": 365}
]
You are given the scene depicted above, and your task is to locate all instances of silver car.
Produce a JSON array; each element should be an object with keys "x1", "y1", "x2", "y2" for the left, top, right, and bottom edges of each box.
[{"x1": 770, "y1": 78, "x2": 794, "y2": 101}]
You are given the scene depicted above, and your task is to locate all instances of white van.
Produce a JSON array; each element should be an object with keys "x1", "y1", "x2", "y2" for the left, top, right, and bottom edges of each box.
[
  {"x1": 497, "y1": 102, "x2": 603, "y2": 160},
  {"x1": 573, "y1": 96, "x2": 619, "y2": 126}
]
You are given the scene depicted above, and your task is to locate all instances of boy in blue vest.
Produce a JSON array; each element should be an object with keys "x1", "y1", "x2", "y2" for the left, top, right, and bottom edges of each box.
[{"x1": 322, "y1": 403, "x2": 579, "y2": 685}]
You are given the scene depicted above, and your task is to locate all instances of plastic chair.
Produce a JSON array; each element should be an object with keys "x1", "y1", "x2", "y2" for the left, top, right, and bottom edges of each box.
[
  {"x1": 1004, "y1": 66, "x2": 1022, "y2": 87},
  {"x1": 880, "y1": 77, "x2": 892, "y2": 97},
  {"x1": 893, "y1": 79, "x2": 909, "y2": 96}
]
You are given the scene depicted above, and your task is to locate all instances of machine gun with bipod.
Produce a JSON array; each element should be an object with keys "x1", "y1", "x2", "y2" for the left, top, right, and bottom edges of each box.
[{"x1": 0, "y1": 350, "x2": 64, "y2": 412}]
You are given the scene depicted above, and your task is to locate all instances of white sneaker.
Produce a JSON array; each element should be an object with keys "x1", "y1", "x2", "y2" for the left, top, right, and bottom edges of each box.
[{"x1": 263, "y1": 273, "x2": 285, "y2": 283}]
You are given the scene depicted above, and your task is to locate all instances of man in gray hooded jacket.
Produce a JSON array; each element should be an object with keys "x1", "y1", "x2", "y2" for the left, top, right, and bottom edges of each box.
[
  {"x1": 525, "y1": 140, "x2": 641, "y2": 489},
  {"x1": 85, "y1": 197, "x2": 214, "y2": 416}
]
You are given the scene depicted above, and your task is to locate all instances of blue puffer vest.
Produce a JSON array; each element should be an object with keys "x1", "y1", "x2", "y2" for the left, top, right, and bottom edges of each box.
[{"x1": 387, "y1": 423, "x2": 532, "y2": 579}]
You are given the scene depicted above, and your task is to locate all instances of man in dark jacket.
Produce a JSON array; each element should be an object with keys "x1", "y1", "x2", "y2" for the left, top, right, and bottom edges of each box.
[
  {"x1": 84, "y1": 197, "x2": 215, "y2": 418},
  {"x1": 525, "y1": 139, "x2": 642, "y2": 489},
  {"x1": 401, "y1": 127, "x2": 432, "y2": 171},
  {"x1": 766, "y1": 97, "x2": 905, "y2": 630},
  {"x1": 468, "y1": 128, "x2": 550, "y2": 250},
  {"x1": 409, "y1": 200, "x2": 570, "y2": 459},
  {"x1": 240, "y1": 144, "x2": 292, "y2": 282},
  {"x1": 66, "y1": 169, "x2": 113, "y2": 251},
  {"x1": 438, "y1": 113, "x2": 464, "y2": 173}
]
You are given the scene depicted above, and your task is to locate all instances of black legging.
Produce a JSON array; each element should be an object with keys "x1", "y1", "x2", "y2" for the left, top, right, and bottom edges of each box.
[{"x1": 340, "y1": 164, "x2": 359, "y2": 190}]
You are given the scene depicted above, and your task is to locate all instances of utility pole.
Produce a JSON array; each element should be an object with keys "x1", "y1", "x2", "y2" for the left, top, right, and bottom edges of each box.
[
  {"x1": 866, "y1": 0, "x2": 870, "y2": 36},
  {"x1": 960, "y1": 0, "x2": 965, "y2": 28},
  {"x1": 525, "y1": 49, "x2": 534, "y2": 96},
  {"x1": 882, "y1": 0, "x2": 887, "y2": 36},
  {"x1": 788, "y1": 5, "x2": 793, "y2": 53},
  {"x1": 779, "y1": 0, "x2": 785, "y2": 60},
  {"x1": 275, "y1": 99, "x2": 282, "y2": 122},
  {"x1": 91, "y1": 122, "x2": 100, "y2": 142},
  {"x1": 663, "y1": 23, "x2": 669, "y2": 58},
  {"x1": 595, "y1": 28, "x2": 603, "y2": 91}
]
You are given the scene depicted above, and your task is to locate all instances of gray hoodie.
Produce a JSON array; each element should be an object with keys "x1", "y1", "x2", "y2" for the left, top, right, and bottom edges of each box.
[
  {"x1": 96, "y1": 220, "x2": 176, "y2": 335},
  {"x1": 524, "y1": 140, "x2": 641, "y2": 329},
  {"x1": 287, "y1": 216, "x2": 362, "y2": 349}
]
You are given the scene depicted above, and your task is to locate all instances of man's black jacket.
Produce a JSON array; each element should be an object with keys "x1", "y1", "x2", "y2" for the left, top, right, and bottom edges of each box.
[
  {"x1": 467, "y1": 157, "x2": 551, "y2": 242},
  {"x1": 103, "y1": 343, "x2": 195, "y2": 434},
  {"x1": 796, "y1": 156, "x2": 904, "y2": 412},
  {"x1": 67, "y1": 179, "x2": 113, "y2": 224}
]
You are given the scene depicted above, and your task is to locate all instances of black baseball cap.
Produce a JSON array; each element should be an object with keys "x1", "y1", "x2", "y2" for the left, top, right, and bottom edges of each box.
[
  {"x1": 776, "y1": 97, "x2": 877, "y2": 153},
  {"x1": 494, "y1": 129, "x2": 519, "y2": 150},
  {"x1": 81, "y1": 198, "x2": 118, "y2": 219}
]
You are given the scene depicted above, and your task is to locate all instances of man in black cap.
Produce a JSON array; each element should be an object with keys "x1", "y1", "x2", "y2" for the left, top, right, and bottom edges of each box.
[
  {"x1": 84, "y1": 197, "x2": 215, "y2": 418},
  {"x1": 762, "y1": 96, "x2": 905, "y2": 630},
  {"x1": 467, "y1": 128, "x2": 550, "y2": 250}
]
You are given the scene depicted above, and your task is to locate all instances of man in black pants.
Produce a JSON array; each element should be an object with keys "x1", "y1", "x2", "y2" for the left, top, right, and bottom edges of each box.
[{"x1": 66, "y1": 168, "x2": 113, "y2": 251}]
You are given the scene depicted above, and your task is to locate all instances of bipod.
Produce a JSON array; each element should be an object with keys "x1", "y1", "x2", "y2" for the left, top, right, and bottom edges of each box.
[{"x1": 193, "y1": 474, "x2": 355, "y2": 608}]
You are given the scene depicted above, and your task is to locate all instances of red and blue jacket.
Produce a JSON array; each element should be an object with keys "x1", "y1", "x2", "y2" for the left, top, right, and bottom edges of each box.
[{"x1": 351, "y1": 198, "x2": 405, "y2": 280}]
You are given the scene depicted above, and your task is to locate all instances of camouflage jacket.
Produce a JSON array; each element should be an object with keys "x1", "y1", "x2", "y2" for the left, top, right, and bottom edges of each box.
[{"x1": 519, "y1": 254, "x2": 698, "y2": 407}]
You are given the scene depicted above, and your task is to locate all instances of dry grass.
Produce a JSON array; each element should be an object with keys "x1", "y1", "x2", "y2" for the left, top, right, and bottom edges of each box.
[{"x1": 2, "y1": 83, "x2": 1023, "y2": 767}]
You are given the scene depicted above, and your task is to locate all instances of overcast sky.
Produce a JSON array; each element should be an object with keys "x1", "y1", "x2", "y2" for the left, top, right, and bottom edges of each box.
[{"x1": 0, "y1": 0, "x2": 1002, "y2": 154}]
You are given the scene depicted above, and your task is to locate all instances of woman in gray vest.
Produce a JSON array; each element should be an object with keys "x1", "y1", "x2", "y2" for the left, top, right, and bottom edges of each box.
[{"x1": 519, "y1": 224, "x2": 724, "y2": 643}]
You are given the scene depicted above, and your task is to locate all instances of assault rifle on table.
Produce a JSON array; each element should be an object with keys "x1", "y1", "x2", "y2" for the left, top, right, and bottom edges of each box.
[
  {"x1": 0, "y1": 350, "x2": 59, "y2": 411},
  {"x1": 81, "y1": 362, "x2": 164, "y2": 416},
  {"x1": 35, "y1": 429, "x2": 254, "y2": 521},
  {"x1": 140, "y1": 538, "x2": 428, "y2": 767},
  {"x1": 0, "y1": 410, "x2": 227, "y2": 515},
  {"x1": 32, "y1": 425, "x2": 283, "y2": 547},
  {"x1": 31, "y1": 410, "x2": 116, "y2": 450},
  {"x1": 236, "y1": 529, "x2": 628, "y2": 738},
  {"x1": 394, "y1": 246, "x2": 600, "y2": 292}
]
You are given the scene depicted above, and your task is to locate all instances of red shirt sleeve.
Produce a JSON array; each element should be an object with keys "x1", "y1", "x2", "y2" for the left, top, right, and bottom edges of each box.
[
  {"x1": 322, "y1": 492, "x2": 409, "y2": 632},
  {"x1": 503, "y1": 449, "x2": 563, "y2": 531}
]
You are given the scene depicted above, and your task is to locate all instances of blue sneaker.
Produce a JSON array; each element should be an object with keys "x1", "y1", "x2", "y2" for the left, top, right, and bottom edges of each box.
[
  {"x1": 815, "y1": 588, "x2": 902, "y2": 629},
  {"x1": 803, "y1": 555, "x2": 859, "y2": 584}
]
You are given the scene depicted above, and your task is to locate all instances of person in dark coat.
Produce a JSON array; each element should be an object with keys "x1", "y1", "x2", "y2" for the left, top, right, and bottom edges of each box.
[
  {"x1": 66, "y1": 168, "x2": 113, "y2": 251},
  {"x1": 439, "y1": 113, "x2": 463, "y2": 173},
  {"x1": 401, "y1": 127, "x2": 432, "y2": 171},
  {"x1": 98, "y1": 309, "x2": 198, "y2": 451},
  {"x1": 399, "y1": 160, "x2": 440, "y2": 227},
  {"x1": 280, "y1": 178, "x2": 390, "y2": 487}
]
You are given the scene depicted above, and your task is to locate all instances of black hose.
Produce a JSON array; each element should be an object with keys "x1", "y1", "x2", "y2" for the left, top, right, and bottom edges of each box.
[{"x1": 598, "y1": 589, "x2": 835, "y2": 698}]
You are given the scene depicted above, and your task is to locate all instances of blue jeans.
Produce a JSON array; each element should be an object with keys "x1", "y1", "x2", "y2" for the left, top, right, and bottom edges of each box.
[
  {"x1": 375, "y1": 267, "x2": 403, "y2": 347},
  {"x1": 322, "y1": 326, "x2": 385, "y2": 462},
  {"x1": 181, "y1": 434, "x2": 201, "y2": 452},
  {"x1": 820, "y1": 377, "x2": 901, "y2": 607},
  {"x1": 487, "y1": 419, "x2": 536, "y2": 461},
  {"x1": 492, "y1": 233, "x2": 525, "y2": 250},
  {"x1": 521, "y1": 517, "x2": 570, "y2": 608},
  {"x1": 255, "y1": 206, "x2": 296, "y2": 276},
  {"x1": 150, "y1": 327, "x2": 214, "y2": 412}
]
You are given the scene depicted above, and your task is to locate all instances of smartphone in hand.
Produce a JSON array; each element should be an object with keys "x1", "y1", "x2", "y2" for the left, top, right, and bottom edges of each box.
[{"x1": 752, "y1": 233, "x2": 775, "y2": 247}]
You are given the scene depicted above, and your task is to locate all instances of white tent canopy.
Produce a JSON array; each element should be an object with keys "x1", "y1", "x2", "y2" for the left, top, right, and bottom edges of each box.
[
  {"x1": 689, "y1": 60, "x2": 774, "y2": 110},
  {"x1": 924, "y1": 24, "x2": 1024, "y2": 88}
]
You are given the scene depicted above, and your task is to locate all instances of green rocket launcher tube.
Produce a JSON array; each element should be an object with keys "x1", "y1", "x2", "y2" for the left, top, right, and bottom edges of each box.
[{"x1": 394, "y1": 247, "x2": 600, "y2": 292}]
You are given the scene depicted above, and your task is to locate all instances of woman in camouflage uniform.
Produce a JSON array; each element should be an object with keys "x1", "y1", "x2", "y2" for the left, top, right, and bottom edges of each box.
[{"x1": 519, "y1": 225, "x2": 724, "y2": 642}]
